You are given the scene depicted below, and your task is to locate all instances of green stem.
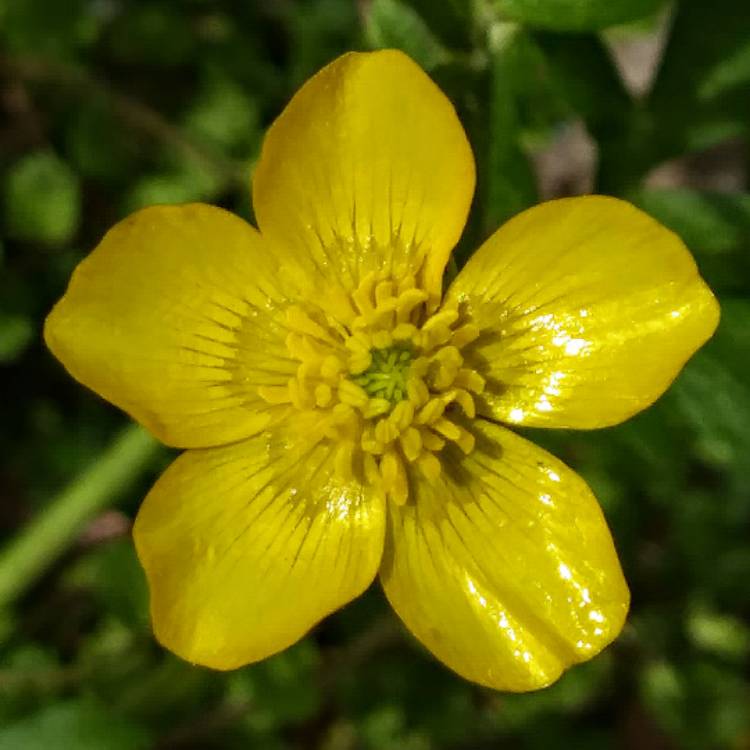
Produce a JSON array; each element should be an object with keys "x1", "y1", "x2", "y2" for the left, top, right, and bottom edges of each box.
[{"x1": 0, "y1": 424, "x2": 159, "y2": 609}]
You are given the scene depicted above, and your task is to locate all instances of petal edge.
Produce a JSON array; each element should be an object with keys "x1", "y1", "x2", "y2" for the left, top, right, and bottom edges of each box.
[
  {"x1": 381, "y1": 419, "x2": 629, "y2": 691},
  {"x1": 447, "y1": 196, "x2": 720, "y2": 429},
  {"x1": 134, "y1": 428, "x2": 386, "y2": 669}
]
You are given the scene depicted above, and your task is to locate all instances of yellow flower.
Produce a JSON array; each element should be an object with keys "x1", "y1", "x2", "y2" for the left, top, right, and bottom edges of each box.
[{"x1": 45, "y1": 50, "x2": 719, "y2": 691}]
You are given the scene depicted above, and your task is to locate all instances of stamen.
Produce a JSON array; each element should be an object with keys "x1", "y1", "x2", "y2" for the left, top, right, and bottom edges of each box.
[{"x1": 255, "y1": 273, "x2": 484, "y2": 506}]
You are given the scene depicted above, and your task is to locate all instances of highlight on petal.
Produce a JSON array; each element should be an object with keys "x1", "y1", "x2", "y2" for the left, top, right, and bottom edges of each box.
[
  {"x1": 446, "y1": 196, "x2": 720, "y2": 429},
  {"x1": 380, "y1": 419, "x2": 629, "y2": 692},
  {"x1": 133, "y1": 424, "x2": 386, "y2": 669},
  {"x1": 45, "y1": 204, "x2": 299, "y2": 448},
  {"x1": 253, "y1": 50, "x2": 475, "y2": 301}
]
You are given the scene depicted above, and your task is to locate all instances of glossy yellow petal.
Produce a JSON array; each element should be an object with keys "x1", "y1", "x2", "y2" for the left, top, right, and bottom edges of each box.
[
  {"x1": 253, "y1": 50, "x2": 475, "y2": 300},
  {"x1": 446, "y1": 196, "x2": 720, "y2": 428},
  {"x1": 380, "y1": 419, "x2": 629, "y2": 691},
  {"x1": 45, "y1": 204, "x2": 299, "y2": 448},
  {"x1": 133, "y1": 424, "x2": 385, "y2": 669}
]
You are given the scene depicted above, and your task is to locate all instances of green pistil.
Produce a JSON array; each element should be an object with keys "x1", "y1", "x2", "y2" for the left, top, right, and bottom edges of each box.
[{"x1": 352, "y1": 345, "x2": 413, "y2": 403}]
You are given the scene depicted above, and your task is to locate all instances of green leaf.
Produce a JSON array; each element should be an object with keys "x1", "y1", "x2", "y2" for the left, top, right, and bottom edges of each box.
[
  {"x1": 489, "y1": 656, "x2": 613, "y2": 731},
  {"x1": 649, "y1": 0, "x2": 750, "y2": 158},
  {"x1": 0, "y1": 0, "x2": 97, "y2": 58},
  {"x1": 686, "y1": 605, "x2": 750, "y2": 662},
  {"x1": 631, "y1": 189, "x2": 750, "y2": 254},
  {"x1": 68, "y1": 539, "x2": 149, "y2": 630},
  {"x1": 654, "y1": 0, "x2": 750, "y2": 103},
  {"x1": 228, "y1": 640, "x2": 320, "y2": 733},
  {"x1": 531, "y1": 32, "x2": 630, "y2": 131},
  {"x1": 64, "y1": 100, "x2": 138, "y2": 183},
  {"x1": 0, "y1": 315, "x2": 33, "y2": 364},
  {"x1": 668, "y1": 300, "x2": 750, "y2": 488},
  {"x1": 283, "y1": 0, "x2": 359, "y2": 87},
  {"x1": 3, "y1": 152, "x2": 81, "y2": 246},
  {"x1": 396, "y1": 0, "x2": 473, "y2": 49},
  {"x1": 641, "y1": 661, "x2": 750, "y2": 750},
  {"x1": 105, "y1": 4, "x2": 195, "y2": 67},
  {"x1": 453, "y1": 25, "x2": 537, "y2": 263},
  {"x1": 0, "y1": 700, "x2": 151, "y2": 750},
  {"x1": 183, "y1": 71, "x2": 260, "y2": 153},
  {"x1": 522, "y1": 31, "x2": 637, "y2": 193},
  {"x1": 123, "y1": 161, "x2": 221, "y2": 213},
  {"x1": 629, "y1": 190, "x2": 750, "y2": 294},
  {"x1": 492, "y1": 0, "x2": 665, "y2": 32},
  {"x1": 484, "y1": 26, "x2": 538, "y2": 230},
  {"x1": 365, "y1": 0, "x2": 449, "y2": 71},
  {"x1": 640, "y1": 661, "x2": 684, "y2": 736}
]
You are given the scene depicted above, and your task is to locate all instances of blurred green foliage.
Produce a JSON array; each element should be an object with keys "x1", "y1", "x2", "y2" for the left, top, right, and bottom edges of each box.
[{"x1": 1, "y1": 0, "x2": 748, "y2": 748}]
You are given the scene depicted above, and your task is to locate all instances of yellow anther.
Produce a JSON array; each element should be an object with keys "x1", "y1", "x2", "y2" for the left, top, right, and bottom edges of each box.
[
  {"x1": 409, "y1": 356, "x2": 430, "y2": 378},
  {"x1": 371, "y1": 330, "x2": 393, "y2": 349},
  {"x1": 454, "y1": 368, "x2": 485, "y2": 394},
  {"x1": 392, "y1": 323, "x2": 418, "y2": 341},
  {"x1": 451, "y1": 323, "x2": 480, "y2": 348},
  {"x1": 352, "y1": 272, "x2": 377, "y2": 314},
  {"x1": 284, "y1": 332, "x2": 308, "y2": 361},
  {"x1": 374, "y1": 418, "x2": 399, "y2": 446},
  {"x1": 430, "y1": 349, "x2": 463, "y2": 389},
  {"x1": 452, "y1": 388, "x2": 476, "y2": 418},
  {"x1": 364, "y1": 453, "x2": 381, "y2": 485},
  {"x1": 345, "y1": 330, "x2": 372, "y2": 353},
  {"x1": 407, "y1": 376, "x2": 430, "y2": 407},
  {"x1": 297, "y1": 360, "x2": 319, "y2": 384},
  {"x1": 433, "y1": 345, "x2": 463, "y2": 368},
  {"x1": 432, "y1": 367, "x2": 455, "y2": 390},
  {"x1": 364, "y1": 398, "x2": 391, "y2": 418},
  {"x1": 454, "y1": 425, "x2": 475, "y2": 454},
  {"x1": 326, "y1": 316, "x2": 351, "y2": 341},
  {"x1": 397, "y1": 274, "x2": 417, "y2": 295},
  {"x1": 432, "y1": 417, "x2": 461, "y2": 442},
  {"x1": 421, "y1": 430, "x2": 446, "y2": 452},
  {"x1": 416, "y1": 398, "x2": 447, "y2": 426},
  {"x1": 395, "y1": 288, "x2": 428, "y2": 323},
  {"x1": 334, "y1": 441, "x2": 355, "y2": 480},
  {"x1": 417, "y1": 451, "x2": 442, "y2": 483},
  {"x1": 288, "y1": 377, "x2": 313, "y2": 410},
  {"x1": 422, "y1": 309, "x2": 459, "y2": 332},
  {"x1": 338, "y1": 379, "x2": 370, "y2": 408},
  {"x1": 361, "y1": 437, "x2": 382, "y2": 454},
  {"x1": 267, "y1": 271, "x2": 484, "y2": 509},
  {"x1": 390, "y1": 400, "x2": 415, "y2": 431},
  {"x1": 375, "y1": 280, "x2": 394, "y2": 307},
  {"x1": 399, "y1": 427, "x2": 422, "y2": 462},
  {"x1": 381, "y1": 450, "x2": 409, "y2": 505},
  {"x1": 332, "y1": 402, "x2": 356, "y2": 424},
  {"x1": 418, "y1": 324, "x2": 453, "y2": 350},
  {"x1": 286, "y1": 305, "x2": 334, "y2": 342},
  {"x1": 257, "y1": 385, "x2": 291, "y2": 404},
  {"x1": 348, "y1": 350, "x2": 372, "y2": 375},
  {"x1": 314, "y1": 383, "x2": 333, "y2": 407},
  {"x1": 325, "y1": 287, "x2": 357, "y2": 325},
  {"x1": 321, "y1": 354, "x2": 345, "y2": 379}
]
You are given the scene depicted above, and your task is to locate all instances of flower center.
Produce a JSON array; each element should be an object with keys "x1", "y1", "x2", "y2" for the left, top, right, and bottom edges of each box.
[
  {"x1": 257, "y1": 271, "x2": 485, "y2": 505},
  {"x1": 351, "y1": 345, "x2": 413, "y2": 404}
]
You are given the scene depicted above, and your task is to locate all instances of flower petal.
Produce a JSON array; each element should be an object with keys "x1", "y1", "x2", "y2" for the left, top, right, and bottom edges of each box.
[
  {"x1": 253, "y1": 50, "x2": 475, "y2": 300},
  {"x1": 133, "y1": 425, "x2": 385, "y2": 669},
  {"x1": 45, "y1": 204, "x2": 298, "y2": 448},
  {"x1": 446, "y1": 196, "x2": 720, "y2": 428},
  {"x1": 380, "y1": 419, "x2": 629, "y2": 691}
]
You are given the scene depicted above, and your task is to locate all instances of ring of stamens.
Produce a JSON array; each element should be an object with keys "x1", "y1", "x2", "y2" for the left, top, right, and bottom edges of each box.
[{"x1": 258, "y1": 271, "x2": 485, "y2": 505}]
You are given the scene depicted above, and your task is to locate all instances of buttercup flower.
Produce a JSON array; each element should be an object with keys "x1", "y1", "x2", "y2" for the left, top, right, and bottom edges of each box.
[{"x1": 45, "y1": 50, "x2": 719, "y2": 691}]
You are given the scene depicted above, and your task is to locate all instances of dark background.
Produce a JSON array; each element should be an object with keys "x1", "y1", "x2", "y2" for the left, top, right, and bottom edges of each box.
[{"x1": 1, "y1": 1, "x2": 748, "y2": 748}]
